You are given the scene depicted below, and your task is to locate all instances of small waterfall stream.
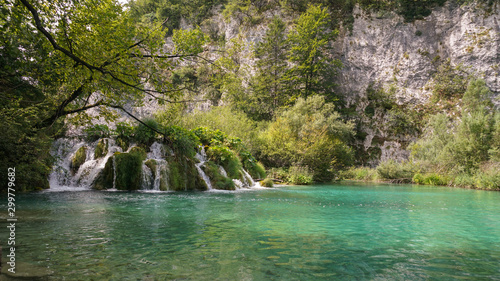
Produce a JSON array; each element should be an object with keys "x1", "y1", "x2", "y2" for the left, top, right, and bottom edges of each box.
[
  {"x1": 195, "y1": 147, "x2": 213, "y2": 190},
  {"x1": 142, "y1": 142, "x2": 169, "y2": 191}
]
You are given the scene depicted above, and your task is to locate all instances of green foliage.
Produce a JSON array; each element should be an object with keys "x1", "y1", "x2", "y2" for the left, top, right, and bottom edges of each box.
[
  {"x1": 114, "y1": 147, "x2": 147, "y2": 190},
  {"x1": 167, "y1": 155, "x2": 207, "y2": 191},
  {"x1": 164, "y1": 126, "x2": 200, "y2": 157},
  {"x1": 412, "y1": 173, "x2": 449, "y2": 186},
  {"x1": 407, "y1": 79, "x2": 498, "y2": 189},
  {"x1": 287, "y1": 165, "x2": 314, "y2": 185},
  {"x1": 432, "y1": 59, "x2": 470, "y2": 102},
  {"x1": 129, "y1": 0, "x2": 224, "y2": 35},
  {"x1": 203, "y1": 161, "x2": 235, "y2": 190},
  {"x1": 286, "y1": 5, "x2": 342, "y2": 100},
  {"x1": 192, "y1": 127, "x2": 227, "y2": 146},
  {"x1": 114, "y1": 122, "x2": 134, "y2": 151},
  {"x1": 206, "y1": 145, "x2": 243, "y2": 179},
  {"x1": 248, "y1": 16, "x2": 290, "y2": 120},
  {"x1": 260, "y1": 95, "x2": 354, "y2": 181},
  {"x1": 85, "y1": 125, "x2": 111, "y2": 142},
  {"x1": 134, "y1": 119, "x2": 161, "y2": 146},
  {"x1": 71, "y1": 146, "x2": 88, "y2": 174},
  {"x1": 260, "y1": 178, "x2": 274, "y2": 187},
  {"x1": 340, "y1": 166, "x2": 378, "y2": 181},
  {"x1": 267, "y1": 166, "x2": 313, "y2": 185},
  {"x1": 1, "y1": 0, "x2": 184, "y2": 190},
  {"x1": 95, "y1": 139, "x2": 108, "y2": 159},
  {"x1": 397, "y1": 0, "x2": 446, "y2": 22},
  {"x1": 376, "y1": 160, "x2": 415, "y2": 180},
  {"x1": 115, "y1": 122, "x2": 135, "y2": 140},
  {"x1": 172, "y1": 27, "x2": 209, "y2": 55},
  {"x1": 156, "y1": 106, "x2": 265, "y2": 156}
]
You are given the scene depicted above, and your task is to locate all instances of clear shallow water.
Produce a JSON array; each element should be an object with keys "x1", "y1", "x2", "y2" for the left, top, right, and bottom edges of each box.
[{"x1": 2, "y1": 183, "x2": 500, "y2": 280}]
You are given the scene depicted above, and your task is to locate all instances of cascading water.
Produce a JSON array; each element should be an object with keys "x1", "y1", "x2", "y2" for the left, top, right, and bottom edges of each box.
[
  {"x1": 49, "y1": 138, "x2": 122, "y2": 190},
  {"x1": 142, "y1": 142, "x2": 169, "y2": 191},
  {"x1": 141, "y1": 164, "x2": 153, "y2": 190},
  {"x1": 49, "y1": 138, "x2": 263, "y2": 191},
  {"x1": 195, "y1": 147, "x2": 213, "y2": 190}
]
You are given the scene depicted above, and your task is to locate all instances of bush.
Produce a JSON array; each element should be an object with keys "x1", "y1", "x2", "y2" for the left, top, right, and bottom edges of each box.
[
  {"x1": 206, "y1": 145, "x2": 242, "y2": 179},
  {"x1": 376, "y1": 160, "x2": 415, "y2": 180},
  {"x1": 192, "y1": 127, "x2": 227, "y2": 146},
  {"x1": 134, "y1": 119, "x2": 161, "y2": 146},
  {"x1": 260, "y1": 178, "x2": 274, "y2": 187},
  {"x1": 473, "y1": 163, "x2": 500, "y2": 189},
  {"x1": 259, "y1": 95, "x2": 354, "y2": 181},
  {"x1": 287, "y1": 165, "x2": 313, "y2": 185},
  {"x1": 341, "y1": 166, "x2": 377, "y2": 181},
  {"x1": 84, "y1": 124, "x2": 110, "y2": 142},
  {"x1": 164, "y1": 126, "x2": 199, "y2": 157}
]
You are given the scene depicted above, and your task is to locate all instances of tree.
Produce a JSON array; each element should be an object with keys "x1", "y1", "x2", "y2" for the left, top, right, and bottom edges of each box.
[
  {"x1": 1, "y1": 0, "x2": 206, "y2": 191},
  {"x1": 248, "y1": 16, "x2": 290, "y2": 120},
  {"x1": 286, "y1": 4, "x2": 342, "y2": 101},
  {"x1": 259, "y1": 95, "x2": 354, "y2": 181}
]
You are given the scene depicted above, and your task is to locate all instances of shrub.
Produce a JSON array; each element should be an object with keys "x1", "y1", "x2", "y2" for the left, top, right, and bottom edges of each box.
[
  {"x1": 259, "y1": 95, "x2": 354, "y2": 181},
  {"x1": 206, "y1": 145, "x2": 243, "y2": 180},
  {"x1": 134, "y1": 119, "x2": 161, "y2": 146},
  {"x1": 287, "y1": 165, "x2": 313, "y2": 185},
  {"x1": 164, "y1": 126, "x2": 199, "y2": 157},
  {"x1": 84, "y1": 124, "x2": 110, "y2": 142},
  {"x1": 192, "y1": 127, "x2": 227, "y2": 146},
  {"x1": 474, "y1": 163, "x2": 500, "y2": 189},
  {"x1": 260, "y1": 178, "x2": 274, "y2": 187},
  {"x1": 453, "y1": 173, "x2": 475, "y2": 188},
  {"x1": 341, "y1": 166, "x2": 378, "y2": 181},
  {"x1": 376, "y1": 160, "x2": 415, "y2": 180}
]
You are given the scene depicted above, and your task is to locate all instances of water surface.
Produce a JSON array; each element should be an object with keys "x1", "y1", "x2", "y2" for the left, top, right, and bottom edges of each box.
[{"x1": 2, "y1": 183, "x2": 500, "y2": 280}]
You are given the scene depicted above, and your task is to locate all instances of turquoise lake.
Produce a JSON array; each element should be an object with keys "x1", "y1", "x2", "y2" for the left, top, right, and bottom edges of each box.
[{"x1": 2, "y1": 183, "x2": 500, "y2": 280}]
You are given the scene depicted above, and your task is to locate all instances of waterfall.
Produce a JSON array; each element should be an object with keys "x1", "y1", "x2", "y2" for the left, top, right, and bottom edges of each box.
[
  {"x1": 49, "y1": 138, "x2": 122, "y2": 190},
  {"x1": 195, "y1": 147, "x2": 213, "y2": 190},
  {"x1": 112, "y1": 156, "x2": 117, "y2": 190},
  {"x1": 141, "y1": 142, "x2": 169, "y2": 191},
  {"x1": 141, "y1": 164, "x2": 153, "y2": 190}
]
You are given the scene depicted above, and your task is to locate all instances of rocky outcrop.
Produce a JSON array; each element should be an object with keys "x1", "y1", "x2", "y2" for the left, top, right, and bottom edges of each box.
[{"x1": 336, "y1": 2, "x2": 499, "y2": 105}]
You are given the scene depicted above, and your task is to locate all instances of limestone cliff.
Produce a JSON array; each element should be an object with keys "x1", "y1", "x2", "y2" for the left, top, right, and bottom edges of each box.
[{"x1": 200, "y1": 1, "x2": 499, "y2": 163}]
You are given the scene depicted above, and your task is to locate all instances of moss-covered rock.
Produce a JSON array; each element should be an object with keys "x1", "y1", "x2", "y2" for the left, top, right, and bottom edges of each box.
[
  {"x1": 144, "y1": 159, "x2": 170, "y2": 191},
  {"x1": 114, "y1": 147, "x2": 147, "y2": 190},
  {"x1": 93, "y1": 155, "x2": 115, "y2": 190},
  {"x1": 245, "y1": 161, "x2": 266, "y2": 179},
  {"x1": 71, "y1": 146, "x2": 87, "y2": 174},
  {"x1": 116, "y1": 136, "x2": 129, "y2": 151},
  {"x1": 203, "y1": 161, "x2": 235, "y2": 190},
  {"x1": 94, "y1": 139, "x2": 108, "y2": 159},
  {"x1": 167, "y1": 155, "x2": 207, "y2": 191}
]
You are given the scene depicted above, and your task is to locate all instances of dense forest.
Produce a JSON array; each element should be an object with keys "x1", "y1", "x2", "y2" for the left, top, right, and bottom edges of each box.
[{"x1": 1, "y1": 0, "x2": 498, "y2": 192}]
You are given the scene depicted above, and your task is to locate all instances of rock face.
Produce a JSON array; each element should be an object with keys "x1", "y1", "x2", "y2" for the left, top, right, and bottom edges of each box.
[
  {"x1": 204, "y1": 1, "x2": 499, "y2": 162},
  {"x1": 336, "y1": 2, "x2": 499, "y2": 105}
]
